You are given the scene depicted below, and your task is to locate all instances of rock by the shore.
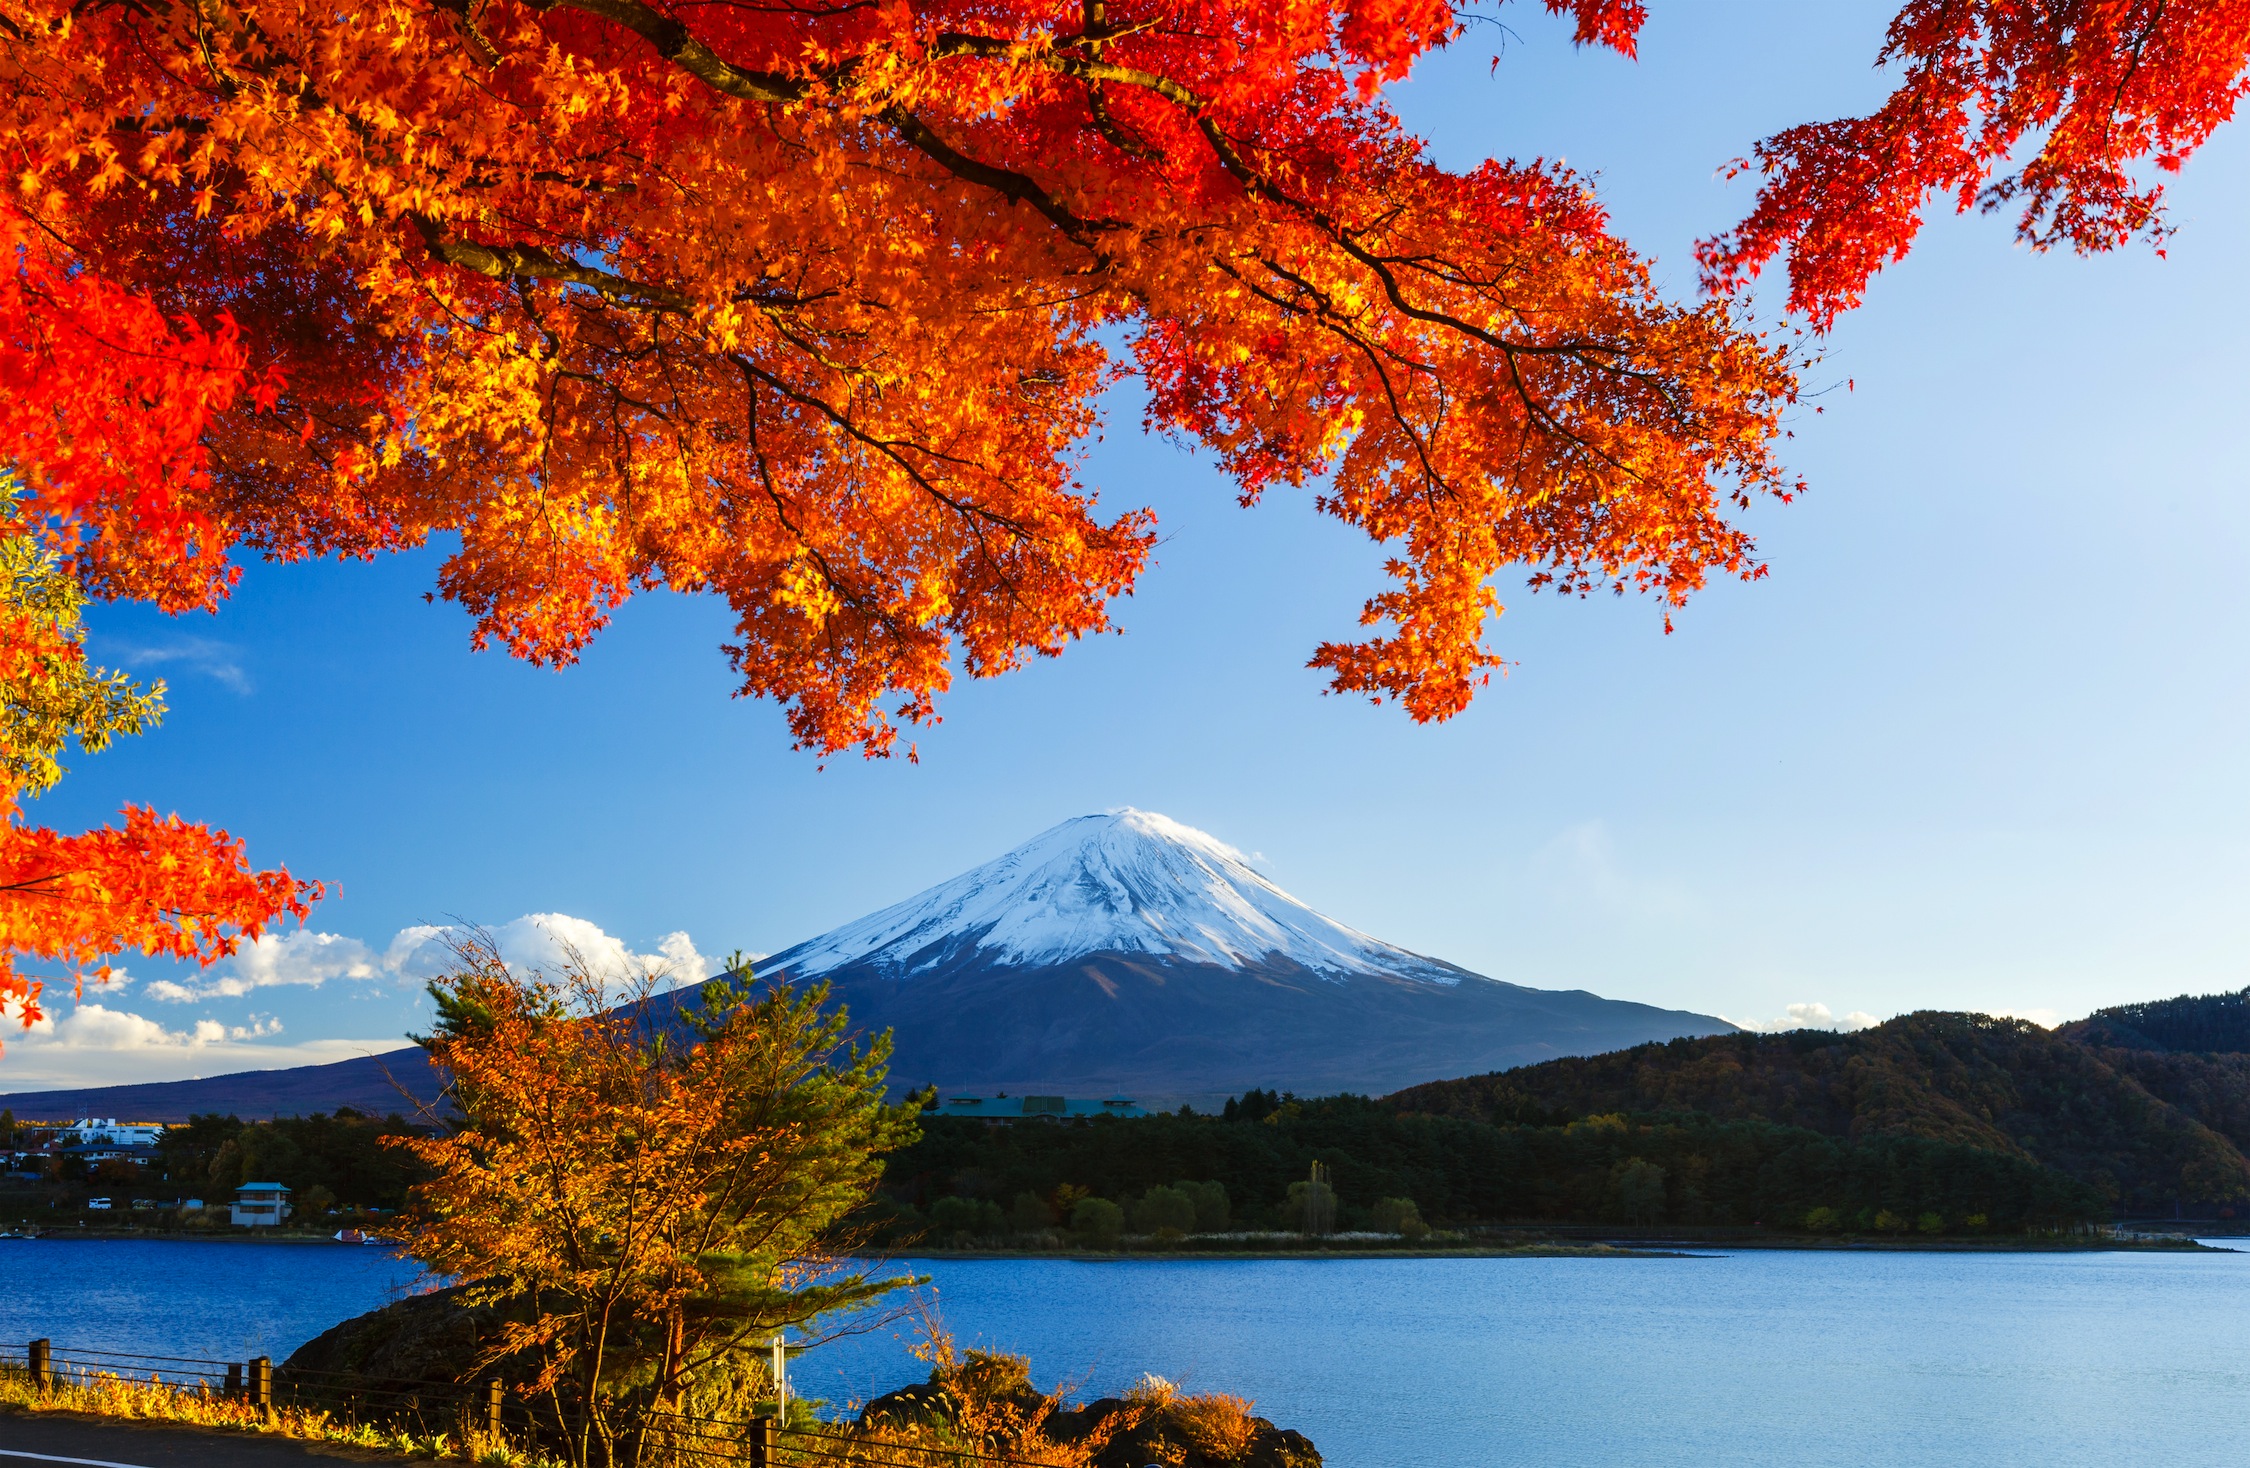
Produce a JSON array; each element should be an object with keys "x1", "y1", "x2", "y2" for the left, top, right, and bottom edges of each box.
[{"x1": 280, "y1": 1283, "x2": 508, "y2": 1400}]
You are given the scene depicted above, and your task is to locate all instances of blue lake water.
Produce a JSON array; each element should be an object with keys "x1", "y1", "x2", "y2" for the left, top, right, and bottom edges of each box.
[{"x1": 6, "y1": 1240, "x2": 2250, "y2": 1466}]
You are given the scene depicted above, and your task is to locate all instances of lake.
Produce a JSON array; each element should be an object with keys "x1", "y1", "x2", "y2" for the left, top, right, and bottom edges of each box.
[{"x1": 6, "y1": 1240, "x2": 2249, "y2": 1466}]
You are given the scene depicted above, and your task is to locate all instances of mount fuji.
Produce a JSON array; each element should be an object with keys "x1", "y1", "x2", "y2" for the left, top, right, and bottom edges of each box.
[
  {"x1": 759, "y1": 809, "x2": 1733, "y2": 1102},
  {"x1": 0, "y1": 809, "x2": 1733, "y2": 1118}
]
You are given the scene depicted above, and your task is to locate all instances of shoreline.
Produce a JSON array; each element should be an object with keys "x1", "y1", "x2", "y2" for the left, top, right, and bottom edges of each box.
[
  {"x1": 896, "y1": 1236, "x2": 2224, "y2": 1260},
  {"x1": 3, "y1": 1229, "x2": 2226, "y2": 1255},
  {"x1": 0, "y1": 1230, "x2": 390, "y2": 1245}
]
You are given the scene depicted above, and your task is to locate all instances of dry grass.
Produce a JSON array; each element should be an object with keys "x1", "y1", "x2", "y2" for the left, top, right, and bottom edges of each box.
[
  {"x1": 0, "y1": 1364, "x2": 544, "y2": 1464},
  {"x1": 1124, "y1": 1375, "x2": 1266, "y2": 1466},
  {"x1": 1169, "y1": 1394, "x2": 1261, "y2": 1464}
]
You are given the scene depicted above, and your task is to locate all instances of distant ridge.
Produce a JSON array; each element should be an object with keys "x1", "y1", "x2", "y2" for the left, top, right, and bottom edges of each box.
[
  {"x1": 0, "y1": 1048, "x2": 440, "y2": 1123},
  {"x1": 2058, "y1": 985, "x2": 2250, "y2": 1054},
  {"x1": 0, "y1": 809, "x2": 1735, "y2": 1116},
  {"x1": 1390, "y1": 1010, "x2": 2250, "y2": 1215}
]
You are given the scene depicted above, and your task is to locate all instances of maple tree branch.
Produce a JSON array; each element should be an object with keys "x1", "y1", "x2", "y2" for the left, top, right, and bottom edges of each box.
[
  {"x1": 878, "y1": 106, "x2": 1115, "y2": 252},
  {"x1": 536, "y1": 0, "x2": 805, "y2": 103},
  {"x1": 549, "y1": 7, "x2": 1114, "y2": 253},
  {"x1": 922, "y1": 33, "x2": 1649, "y2": 389},
  {"x1": 409, "y1": 214, "x2": 695, "y2": 312},
  {"x1": 430, "y1": 0, "x2": 503, "y2": 70}
]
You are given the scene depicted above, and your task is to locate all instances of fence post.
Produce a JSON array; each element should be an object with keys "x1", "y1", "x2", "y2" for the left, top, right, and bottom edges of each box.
[
  {"x1": 747, "y1": 1414, "x2": 776, "y2": 1468},
  {"x1": 224, "y1": 1362, "x2": 242, "y2": 1398},
  {"x1": 485, "y1": 1378, "x2": 503, "y2": 1440},
  {"x1": 26, "y1": 1339, "x2": 49, "y2": 1394},
  {"x1": 250, "y1": 1355, "x2": 271, "y2": 1416}
]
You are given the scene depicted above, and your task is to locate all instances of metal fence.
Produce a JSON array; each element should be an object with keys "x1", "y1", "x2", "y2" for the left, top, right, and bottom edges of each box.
[{"x1": 0, "y1": 1338, "x2": 1074, "y2": 1468}]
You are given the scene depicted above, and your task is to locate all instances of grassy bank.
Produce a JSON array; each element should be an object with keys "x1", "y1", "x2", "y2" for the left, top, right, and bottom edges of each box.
[{"x1": 0, "y1": 1366, "x2": 512, "y2": 1464}]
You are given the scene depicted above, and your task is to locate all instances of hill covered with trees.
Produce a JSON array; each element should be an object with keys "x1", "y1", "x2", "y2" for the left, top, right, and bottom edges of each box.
[
  {"x1": 2061, "y1": 986, "x2": 2250, "y2": 1055},
  {"x1": 1390, "y1": 1010, "x2": 2250, "y2": 1214}
]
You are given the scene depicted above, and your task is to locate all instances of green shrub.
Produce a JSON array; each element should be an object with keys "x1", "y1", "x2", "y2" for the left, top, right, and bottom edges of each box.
[
  {"x1": 1176, "y1": 1179, "x2": 1229, "y2": 1231},
  {"x1": 1370, "y1": 1197, "x2": 1429, "y2": 1239},
  {"x1": 1130, "y1": 1185, "x2": 1196, "y2": 1235},
  {"x1": 1070, "y1": 1196, "x2": 1124, "y2": 1245}
]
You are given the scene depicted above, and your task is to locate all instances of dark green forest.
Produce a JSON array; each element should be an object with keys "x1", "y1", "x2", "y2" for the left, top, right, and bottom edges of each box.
[
  {"x1": 877, "y1": 991, "x2": 2250, "y2": 1239},
  {"x1": 152, "y1": 1110, "x2": 428, "y2": 1211},
  {"x1": 872, "y1": 1094, "x2": 2104, "y2": 1241},
  {"x1": 1394, "y1": 1008, "x2": 2250, "y2": 1214},
  {"x1": 2064, "y1": 985, "x2": 2250, "y2": 1055}
]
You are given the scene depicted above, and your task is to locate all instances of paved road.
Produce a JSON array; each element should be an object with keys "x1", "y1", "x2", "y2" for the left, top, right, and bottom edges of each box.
[{"x1": 0, "y1": 1413, "x2": 408, "y2": 1466}]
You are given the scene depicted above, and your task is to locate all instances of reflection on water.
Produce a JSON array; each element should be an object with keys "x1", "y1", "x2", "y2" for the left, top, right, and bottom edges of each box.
[{"x1": 5, "y1": 1241, "x2": 2249, "y2": 1467}]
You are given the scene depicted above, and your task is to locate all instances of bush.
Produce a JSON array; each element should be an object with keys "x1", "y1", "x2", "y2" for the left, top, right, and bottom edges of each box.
[
  {"x1": 1008, "y1": 1191, "x2": 1052, "y2": 1234},
  {"x1": 1130, "y1": 1185, "x2": 1196, "y2": 1235},
  {"x1": 1802, "y1": 1206, "x2": 1841, "y2": 1232},
  {"x1": 1916, "y1": 1211, "x2": 1945, "y2": 1235},
  {"x1": 1070, "y1": 1196, "x2": 1124, "y2": 1245},
  {"x1": 929, "y1": 1196, "x2": 1002, "y2": 1241},
  {"x1": 1176, "y1": 1179, "x2": 1229, "y2": 1231},
  {"x1": 1370, "y1": 1197, "x2": 1429, "y2": 1239}
]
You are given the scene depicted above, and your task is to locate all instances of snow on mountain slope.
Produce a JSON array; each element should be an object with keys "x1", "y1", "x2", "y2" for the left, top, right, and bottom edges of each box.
[{"x1": 772, "y1": 809, "x2": 1462, "y2": 984}]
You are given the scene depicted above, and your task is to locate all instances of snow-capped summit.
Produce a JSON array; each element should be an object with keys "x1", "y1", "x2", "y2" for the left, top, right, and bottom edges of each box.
[{"x1": 770, "y1": 809, "x2": 1460, "y2": 984}]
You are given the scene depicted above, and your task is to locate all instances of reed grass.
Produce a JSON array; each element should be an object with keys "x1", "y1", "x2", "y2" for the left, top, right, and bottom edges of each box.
[{"x1": 0, "y1": 1363, "x2": 548, "y2": 1464}]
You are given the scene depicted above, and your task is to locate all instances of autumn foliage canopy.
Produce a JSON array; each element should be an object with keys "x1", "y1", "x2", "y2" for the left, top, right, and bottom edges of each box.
[{"x1": 2, "y1": 0, "x2": 2247, "y2": 1011}]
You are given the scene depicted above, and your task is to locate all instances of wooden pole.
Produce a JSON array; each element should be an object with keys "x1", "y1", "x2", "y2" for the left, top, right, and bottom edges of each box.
[
  {"x1": 250, "y1": 1355, "x2": 271, "y2": 1415},
  {"x1": 746, "y1": 1415, "x2": 776, "y2": 1468},
  {"x1": 486, "y1": 1378, "x2": 504, "y2": 1439},
  {"x1": 224, "y1": 1362, "x2": 242, "y2": 1398},
  {"x1": 26, "y1": 1339, "x2": 49, "y2": 1394}
]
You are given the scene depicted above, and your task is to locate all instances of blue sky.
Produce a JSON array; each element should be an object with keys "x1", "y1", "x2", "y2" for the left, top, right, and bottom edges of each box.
[{"x1": 9, "y1": 0, "x2": 2250, "y2": 1089}]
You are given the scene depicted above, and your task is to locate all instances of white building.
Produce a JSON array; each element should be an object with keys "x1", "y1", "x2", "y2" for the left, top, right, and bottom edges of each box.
[
  {"x1": 231, "y1": 1182, "x2": 291, "y2": 1227},
  {"x1": 61, "y1": 1118, "x2": 166, "y2": 1147}
]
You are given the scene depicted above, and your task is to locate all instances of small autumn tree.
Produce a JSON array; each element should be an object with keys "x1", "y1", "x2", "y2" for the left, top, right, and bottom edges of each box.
[{"x1": 394, "y1": 936, "x2": 921, "y2": 1468}]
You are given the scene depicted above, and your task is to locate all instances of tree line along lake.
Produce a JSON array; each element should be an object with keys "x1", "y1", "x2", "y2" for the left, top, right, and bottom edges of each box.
[{"x1": 4, "y1": 1238, "x2": 2248, "y2": 1467}]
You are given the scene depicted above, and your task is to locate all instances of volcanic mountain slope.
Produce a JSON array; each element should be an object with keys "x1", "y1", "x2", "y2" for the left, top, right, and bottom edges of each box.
[
  {"x1": 759, "y1": 809, "x2": 1734, "y2": 1101},
  {"x1": 0, "y1": 809, "x2": 1733, "y2": 1117}
]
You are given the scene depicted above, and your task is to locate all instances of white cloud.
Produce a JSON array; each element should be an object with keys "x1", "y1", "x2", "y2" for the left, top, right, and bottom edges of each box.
[
  {"x1": 17, "y1": 1004, "x2": 283, "y2": 1051},
  {"x1": 2, "y1": 914, "x2": 718, "y2": 1090},
  {"x1": 0, "y1": 1001, "x2": 393, "y2": 1088},
  {"x1": 147, "y1": 930, "x2": 380, "y2": 1002},
  {"x1": 383, "y1": 914, "x2": 718, "y2": 996},
  {"x1": 97, "y1": 634, "x2": 253, "y2": 694},
  {"x1": 146, "y1": 914, "x2": 715, "y2": 1003},
  {"x1": 1727, "y1": 1002, "x2": 1883, "y2": 1034}
]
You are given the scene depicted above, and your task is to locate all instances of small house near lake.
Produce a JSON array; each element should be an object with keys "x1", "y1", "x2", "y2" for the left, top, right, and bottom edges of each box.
[{"x1": 231, "y1": 1182, "x2": 291, "y2": 1227}]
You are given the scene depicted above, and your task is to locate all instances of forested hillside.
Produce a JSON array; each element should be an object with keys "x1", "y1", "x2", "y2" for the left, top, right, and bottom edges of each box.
[
  {"x1": 1389, "y1": 1012, "x2": 2250, "y2": 1212},
  {"x1": 874, "y1": 1094, "x2": 2103, "y2": 1239},
  {"x1": 2061, "y1": 986, "x2": 2250, "y2": 1055}
]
